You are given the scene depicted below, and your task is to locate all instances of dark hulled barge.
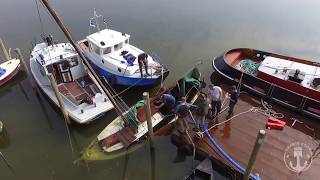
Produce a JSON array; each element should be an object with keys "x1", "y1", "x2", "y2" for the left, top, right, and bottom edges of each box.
[{"x1": 212, "y1": 48, "x2": 320, "y2": 120}]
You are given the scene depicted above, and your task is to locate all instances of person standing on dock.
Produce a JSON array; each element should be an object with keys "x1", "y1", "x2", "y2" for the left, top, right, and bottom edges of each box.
[
  {"x1": 195, "y1": 93, "x2": 210, "y2": 130},
  {"x1": 138, "y1": 53, "x2": 150, "y2": 77},
  {"x1": 208, "y1": 84, "x2": 222, "y2": 119},
  {"x1": 227, "y1": 85, "x2": 240, "y2": 117}
]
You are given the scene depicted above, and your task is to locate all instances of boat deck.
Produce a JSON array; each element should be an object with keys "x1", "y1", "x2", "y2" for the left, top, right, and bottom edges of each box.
[
  {"x1": 172, "y1": 85, "x2": 320, "y2": 180},
  {"x1": 57, "y1": 75, "x2": 100, "y2": 105}
]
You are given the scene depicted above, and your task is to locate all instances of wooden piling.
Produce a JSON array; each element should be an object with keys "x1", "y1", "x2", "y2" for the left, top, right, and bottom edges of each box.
[
  {"x1": 243, "y1": 129, "x2": 266, "y2": 180},
  {"x1": 0, "y1": 38, "x2": 10, "y2": 61},
  {"x1": 47, "y1": 74, "x2": 71, "y2": 124},
  {"x1": 143, "y1": 92, "x2": 154, "y2": 142},
  {"x1": 14, "y1": 48, "x2": 35, "y2": 88}
]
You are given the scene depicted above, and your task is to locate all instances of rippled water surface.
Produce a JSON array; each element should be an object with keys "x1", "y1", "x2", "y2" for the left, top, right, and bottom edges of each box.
[{"x1": 1, "y1": 0, "x2": 320, "y2": 179}]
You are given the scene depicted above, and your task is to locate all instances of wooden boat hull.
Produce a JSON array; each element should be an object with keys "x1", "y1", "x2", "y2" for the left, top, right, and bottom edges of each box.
[
  {"x1": 81, "y1": 67, "x2": 203, "y2": 160},
  {"x1": 88, "y1": 59, "x2": 169, "y2": 86},
  {"x1": 212, "y1": 48, "x2": 320, "y2": 120}
]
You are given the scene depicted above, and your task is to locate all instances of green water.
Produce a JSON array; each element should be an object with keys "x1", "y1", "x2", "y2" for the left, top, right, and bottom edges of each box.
[{"x1": 1, "y1": 0, "x2": 320, "y2": 179}]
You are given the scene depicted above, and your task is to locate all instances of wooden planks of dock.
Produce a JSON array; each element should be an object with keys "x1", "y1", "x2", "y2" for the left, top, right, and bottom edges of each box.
[{"x1": 172, "y1": 86, "x2": 320, "y2": 180}]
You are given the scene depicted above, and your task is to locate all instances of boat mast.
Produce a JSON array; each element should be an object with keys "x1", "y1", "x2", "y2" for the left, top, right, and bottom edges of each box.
[
  {"x1": 40, "y1": 0, "x2": 126, "y2": 120},
  {"x1": 93, "y1": 9, "x2": 101, "y2": 32}
]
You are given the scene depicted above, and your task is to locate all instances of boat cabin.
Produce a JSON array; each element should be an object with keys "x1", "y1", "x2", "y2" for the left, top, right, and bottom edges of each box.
[
  {"x1": 86, "y1": 29, "x2": 130, "y2": 56},
  {"x1": 32, "y1": 43, "x2": 85, "y2": 84},
  {"x1": 258, "y1": 56, "x2": 320, "y2": 90}
]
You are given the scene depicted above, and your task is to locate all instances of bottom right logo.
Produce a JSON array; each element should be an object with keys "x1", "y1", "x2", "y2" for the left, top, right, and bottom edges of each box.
[{"x1": 284, "y1": 142, "x2": 313, "y2": 173}]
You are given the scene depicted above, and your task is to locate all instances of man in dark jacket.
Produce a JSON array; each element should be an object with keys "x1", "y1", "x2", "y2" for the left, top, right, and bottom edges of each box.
[
  {"x1": 138, "y1": 53, "x2": 150, "y2": 77},
  {"x1": 228, "y1": 85, "x2": 240, "y2": 117}
]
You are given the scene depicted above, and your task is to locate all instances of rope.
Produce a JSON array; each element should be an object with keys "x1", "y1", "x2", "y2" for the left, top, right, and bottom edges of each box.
[
  {"x1": 236, "y1": 59, "x2": 260, "y2": 74},
  {"x1": 102, "y1": 78, "x2": 133, "y2": 122},
  {"x1": 197, "y1": 107, "x2": 255, "y2": 136},
  {"x1": 64, "y1": 118, "x2": 75, "y2": 157},
  {"x1": 34, "y1": 0, "x2": 45, "y2": 35},
  {"x1": 260, "y1": 99, "x2": 284, "y2": 119},
  {"x1": 111, "y1": 77, "x2": 145, "y2": 98}
]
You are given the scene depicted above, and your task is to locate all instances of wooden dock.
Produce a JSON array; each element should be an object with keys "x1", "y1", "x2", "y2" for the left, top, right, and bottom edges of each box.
[{"x1": 165, "y1": 85, "x2": 320, "y2": 180}]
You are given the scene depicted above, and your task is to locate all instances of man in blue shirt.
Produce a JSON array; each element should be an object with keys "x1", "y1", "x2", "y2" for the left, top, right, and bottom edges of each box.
[{"x1": 155, "y1": 93, "x2": 176, "y2": 112}]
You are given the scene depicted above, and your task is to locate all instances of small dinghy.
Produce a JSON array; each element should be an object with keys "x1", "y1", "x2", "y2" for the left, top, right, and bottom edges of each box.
[
  {"x1": 30, "y1": 36, "x2": 114, "y2": 124},
  {"x1": 79, "y1": 10, "x2": 169, "y2": 86},
  {"x1": 0, "y1": 58, "x2": 20, "y2": 86}
]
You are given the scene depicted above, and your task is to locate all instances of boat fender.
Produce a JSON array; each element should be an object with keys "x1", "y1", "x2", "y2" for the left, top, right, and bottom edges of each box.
[
  {"x1": 266, "y1": 122, "x2": 285, "y2": 130},
  {"x1": 106, "y1": 75, "x2": 117, "y2": 85},
  {"x1": 266, "y1": 117, "x2": 285, "y2": 130}
]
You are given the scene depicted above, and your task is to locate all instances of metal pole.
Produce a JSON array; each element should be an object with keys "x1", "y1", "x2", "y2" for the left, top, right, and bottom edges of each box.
[
  {"x1": 47, "y1": 74, "x2": 71, "y2": 124},
  {"x1": 14, "y1": 48, "x2": 35, "y2": 88},
  {"x1": 40, "y1": 0, "x2": 125, "y2": 120},
  {"x1": 243, "y1": 129, "x2": 266, "y2": 180},
  {"x1": 143, "y1": 92, "x2": 154, "y2": 142},
  {"x1": 0, "y1": 38, "x2": 10, "y2": 61}
]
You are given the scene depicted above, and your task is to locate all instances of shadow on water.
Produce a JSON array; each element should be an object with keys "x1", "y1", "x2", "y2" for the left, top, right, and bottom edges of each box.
[
  {"x1": 149, "y1": 143, "x2": 156, "y2": 180},
  {"x1": 120, "y1": 149, "x2": 129, "y2": 180},
  {"x1": 0, "y1": 71, "x2": 27, "y2": 97},
  {"x1": 34, "y1": 87, "x2": 55, "y2": 130},
  {"x1": 0, "y1": 123, "x2": 15, "y2": 175}
]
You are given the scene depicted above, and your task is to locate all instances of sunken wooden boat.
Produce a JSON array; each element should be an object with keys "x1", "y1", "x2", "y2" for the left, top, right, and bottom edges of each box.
[
  {"x1": 212, "y1": 48, "x2": 320, "y2": 120},
  {"x1": 81, "y1": 67, "x2": 203, "y2": 160},
  {"x1": 0, "y1": 58, "x2": 20, "y2": 86}
]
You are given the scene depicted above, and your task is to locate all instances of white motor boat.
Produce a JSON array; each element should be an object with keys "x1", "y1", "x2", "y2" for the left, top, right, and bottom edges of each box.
[{"x1": 30, "y1": 37, "x2": 114, "y2": 124}]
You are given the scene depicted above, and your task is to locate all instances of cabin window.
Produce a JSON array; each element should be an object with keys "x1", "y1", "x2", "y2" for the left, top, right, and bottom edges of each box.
[
  {"x1": 103, "y1": 47, "x2": 112, "y2": 54},
  {"x1": 92, "y1": 44, "x2": 100, "y2": 55},
  {"x1": 60, "y1": 61, "x2": 69, "y2": 71},
  {"x1": 125, "y1": 39, "x2": 129, "y2": 44},
  {"x1": 68, "y1": 57, "x2": 79, "y2": 67},
  {"x1": 114, "y1": 43, "x2": 123, "y2": 51},
  {"x1": 46, "y1": 65, "x2": 53, "y2": 74}
]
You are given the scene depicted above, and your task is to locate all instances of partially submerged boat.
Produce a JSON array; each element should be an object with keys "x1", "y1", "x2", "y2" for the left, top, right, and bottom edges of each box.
[
  {"x1": 79, "y1": 10, "x2": 169, "y2": 86},
  {"x1": 212, "y1": 48, "x2": 320, "y2": 120},
  {"x1": 30, "y1": 37, "x2": 114, "y2": 124},
  {"x1": 0, "y1": 58, "x2": 20, "y2": 86},
  {"x1": 82, "y1": 67, "x2": 203, "y2": 160}
]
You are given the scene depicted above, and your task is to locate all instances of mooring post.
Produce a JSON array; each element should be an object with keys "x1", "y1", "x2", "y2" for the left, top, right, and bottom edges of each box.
[
  {"x1": 14, "y1": 48, "x2": 35, "y2": 88},
  {"x1": 47, "y1": 74, "x2": 71, "y2": 124},
  {"x1": 0, "y1": 38, "x2": 10, "y2": 61},
  {"x1": 143, "y1": 92, "x2": 154, "y2": 143},
  {"x1": 243, "y1": 129, "x2": 266, "y2": 180}
]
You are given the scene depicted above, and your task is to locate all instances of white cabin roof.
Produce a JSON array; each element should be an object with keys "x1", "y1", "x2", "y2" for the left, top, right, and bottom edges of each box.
[
  {"x1": 87, "y1": 29, "x2": 130, "y2": 48},
  {"x1": 31, "y1": 43, "x2": 77, "y2": 66},
  {"x1": 258, "y1": 56, "x2": 320, "y2": 88}
]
